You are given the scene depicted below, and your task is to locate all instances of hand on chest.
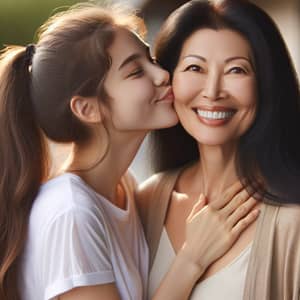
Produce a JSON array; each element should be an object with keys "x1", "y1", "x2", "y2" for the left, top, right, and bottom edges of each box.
[{"x1": 165, "y1": 190, "x2": 257, "y2": 281}]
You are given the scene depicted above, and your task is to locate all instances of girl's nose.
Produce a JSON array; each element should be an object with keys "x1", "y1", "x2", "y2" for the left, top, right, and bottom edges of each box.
[{"x1": 153, "y1": 64, "x2": 170, "y2": 87}]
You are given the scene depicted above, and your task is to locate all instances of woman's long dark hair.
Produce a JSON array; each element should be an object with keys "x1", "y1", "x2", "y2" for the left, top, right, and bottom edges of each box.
[
  {"x1": 151, "y1": 0, "x2": 300, "y2": 204},
  {"x1": 0, "y1": 4, "x2": 145, "y2": 299}
]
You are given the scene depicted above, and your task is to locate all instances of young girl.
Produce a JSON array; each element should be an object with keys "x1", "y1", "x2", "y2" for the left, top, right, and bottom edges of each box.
[{"x1": 0, "y1": 3, "x2": 258, "y2": 300}]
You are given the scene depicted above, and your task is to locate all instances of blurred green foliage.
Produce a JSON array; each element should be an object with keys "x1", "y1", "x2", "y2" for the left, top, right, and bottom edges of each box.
[{"x1": 0, "y1": 0, "x2": 106, "y2": 48}]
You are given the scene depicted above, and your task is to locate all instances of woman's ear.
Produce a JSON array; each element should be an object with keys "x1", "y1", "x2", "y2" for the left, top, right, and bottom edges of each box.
[{"x1": 70, "y1": 96, "x2": 102, "y2": 124}]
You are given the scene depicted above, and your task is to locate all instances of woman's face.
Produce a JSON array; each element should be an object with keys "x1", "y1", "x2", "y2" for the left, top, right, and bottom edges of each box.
[
  {"x1": 173, "y1": 28, "x2": 257, "y2": 146},
  {"x1": 103, "y1": 28, "x2": 178, "y2": 132}
]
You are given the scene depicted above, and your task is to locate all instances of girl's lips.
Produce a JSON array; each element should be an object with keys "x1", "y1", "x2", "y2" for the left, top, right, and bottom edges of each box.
[{"x1": 156, "y1": 88, "x2": 174, "y2": 103}]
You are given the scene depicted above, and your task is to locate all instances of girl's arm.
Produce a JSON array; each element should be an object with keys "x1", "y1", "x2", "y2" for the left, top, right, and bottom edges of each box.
[{"x1": 58, "y1": 283, "x2": 121, "y2": 300}]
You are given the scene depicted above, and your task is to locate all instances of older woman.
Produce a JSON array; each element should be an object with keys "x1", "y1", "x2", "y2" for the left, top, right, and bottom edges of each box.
[{"x1": 138, "y1": 1, "x2": 300, "y2": 299}]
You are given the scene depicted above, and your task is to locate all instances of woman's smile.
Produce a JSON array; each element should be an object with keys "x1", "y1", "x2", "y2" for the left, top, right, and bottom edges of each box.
[{"x1": 193, "y1": 106, "x2": 237, "y2": 126}]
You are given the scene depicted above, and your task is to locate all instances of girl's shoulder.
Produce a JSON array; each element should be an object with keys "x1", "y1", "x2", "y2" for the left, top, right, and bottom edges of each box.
[
  {"x1": 32, "y1": 173, "x2": 105, "y2": 227},
  {"x1": 39, "y1": 172, "x2": 98, "y2": 206}
]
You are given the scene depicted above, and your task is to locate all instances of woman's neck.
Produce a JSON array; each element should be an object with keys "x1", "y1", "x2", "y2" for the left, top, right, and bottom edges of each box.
[{"x1": 184, "y1": 143, "x2": 239, "y2": 203}]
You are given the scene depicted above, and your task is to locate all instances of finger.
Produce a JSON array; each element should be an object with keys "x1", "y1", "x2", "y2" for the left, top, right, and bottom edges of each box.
[
  {"x1": 187, "y1": 194, "x2": 206, "y2": 221},
  {"x1": 231, "y1": 208, "x2": 260, "y2": 238},
  {"x1": 220, "y1": 188, "x2": 253, "y2": 217},
  {"x1": 210, "y1": 180, "x2": 244, "y2": 210},
  {"x1": 226, "y1": 197, "x2": 258, "y2": 228},
  {"x1": 231, "y1": 208, "x2": 260, "y2": 239}
]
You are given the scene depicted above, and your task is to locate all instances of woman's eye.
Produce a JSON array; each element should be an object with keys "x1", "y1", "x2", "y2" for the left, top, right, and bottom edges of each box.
[
  {"x1": 228, "y1": 67, "x2": 247, "y2": 74},
  {"x1": 184, "y1": 65, "x2": 202, "y2": 72}
]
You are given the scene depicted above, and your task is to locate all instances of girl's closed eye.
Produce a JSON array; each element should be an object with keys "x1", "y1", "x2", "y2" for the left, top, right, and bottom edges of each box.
[{"x1": 127, "y1": 67, "x2": 144, "y2": 78}]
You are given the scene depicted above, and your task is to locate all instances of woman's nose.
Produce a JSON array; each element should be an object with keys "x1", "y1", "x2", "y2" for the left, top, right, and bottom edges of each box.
[{"x1": 201, "y1": 72, "x2": 223, "y2": 101}]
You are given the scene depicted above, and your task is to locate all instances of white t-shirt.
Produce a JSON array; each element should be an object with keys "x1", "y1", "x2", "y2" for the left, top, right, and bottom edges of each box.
[{"x1": 19, "y1": 172, "x2": 149, "y2": 300}]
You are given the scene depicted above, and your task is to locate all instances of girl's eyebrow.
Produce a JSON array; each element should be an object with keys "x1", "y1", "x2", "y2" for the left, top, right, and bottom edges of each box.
[
  {"x1": 118, "y1": 45, "x2": 150, "y2": 70},
  {"x1": 119, "y1": 53, "x2": 141, "y2": 70}
]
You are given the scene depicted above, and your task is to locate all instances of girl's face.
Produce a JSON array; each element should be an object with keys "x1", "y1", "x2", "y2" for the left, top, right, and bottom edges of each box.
[
  {"x1": 103, "y1": 29, "x2": 178, "y2": 132},
  {"x1": 173, "y1": 28, "x2": 257, "y2": 146}
]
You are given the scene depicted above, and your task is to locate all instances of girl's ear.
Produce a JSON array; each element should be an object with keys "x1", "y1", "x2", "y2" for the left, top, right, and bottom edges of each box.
[{"x1": 70, "y1": 96, "x2": 102, "y2": 124}]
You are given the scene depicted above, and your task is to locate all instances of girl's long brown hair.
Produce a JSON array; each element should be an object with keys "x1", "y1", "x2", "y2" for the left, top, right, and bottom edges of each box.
[
  {"x1": 0, "y1": 4, "x2": 145, "y2": 299},
  {"x1": 0, "y1": 46, "x2": 49, "y2": 300}
]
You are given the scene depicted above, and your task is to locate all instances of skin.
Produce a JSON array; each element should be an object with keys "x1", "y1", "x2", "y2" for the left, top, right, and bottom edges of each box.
[
  {"x1": 59, "y1": 28, "x2": 259, "y2": 300},
  {"x1": 164, "y1": 28, "x2": 260, "y2": 287},
  {"x1": 67, "y1": 28, "x2": 178, "y2": 202},
  {"x1": 173, "y1": 28, "x2": 257, "y2": 148},
  {"x1": 103, "y1": 29, "x2": 178, "y2": 132}
]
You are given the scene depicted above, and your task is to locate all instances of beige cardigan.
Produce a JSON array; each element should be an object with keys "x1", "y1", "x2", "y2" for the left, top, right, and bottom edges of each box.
[{"x1": 136, "y1": 168, "x2": 300, "y2": 300}]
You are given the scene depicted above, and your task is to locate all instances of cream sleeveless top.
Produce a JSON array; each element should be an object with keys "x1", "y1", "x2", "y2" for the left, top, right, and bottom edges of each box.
[{"x1": 148, "y1": 227, "x2": 252, "y2": 299}]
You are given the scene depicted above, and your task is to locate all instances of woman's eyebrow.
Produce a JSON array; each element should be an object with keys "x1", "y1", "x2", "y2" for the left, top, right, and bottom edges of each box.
[
  {"x1": 224, "y1": 56, "x2": 251, "y2": 63},
  {"x1": 181, "y1": 55, "x2": 251, "y2": 64},
  {"x1": 181, "y1": 54, "x2": 206, "y2": 62}
]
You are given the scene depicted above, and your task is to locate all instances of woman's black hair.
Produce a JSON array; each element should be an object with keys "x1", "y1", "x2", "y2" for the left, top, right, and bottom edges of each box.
[{"x1": 151, "y1": 0, "x2": 300, "y2": 204}]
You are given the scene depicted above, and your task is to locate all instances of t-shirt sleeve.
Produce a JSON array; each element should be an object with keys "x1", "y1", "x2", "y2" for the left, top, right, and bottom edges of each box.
[{"x1": 40, "y1": 208, "x2": 115, "y2": 300}]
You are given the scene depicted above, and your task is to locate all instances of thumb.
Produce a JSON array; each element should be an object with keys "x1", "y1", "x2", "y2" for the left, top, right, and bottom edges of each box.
[{"x1": 187, "y1": 194, "x2": 206, "y2": 220}]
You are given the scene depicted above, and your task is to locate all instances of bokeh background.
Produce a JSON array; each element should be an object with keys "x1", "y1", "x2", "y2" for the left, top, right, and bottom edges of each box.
[
  {"x1": 1, "y1": 0, "x2": 299, "y2": 181},
  {"x1": 1, "y1": 0, "x2": 299, "y2": 72}
]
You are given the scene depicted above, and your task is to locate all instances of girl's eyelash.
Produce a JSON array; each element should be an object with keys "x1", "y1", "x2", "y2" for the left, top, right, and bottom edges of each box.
[{"x1": 128, "y1": 68, "x2": 144, "y2": 78}]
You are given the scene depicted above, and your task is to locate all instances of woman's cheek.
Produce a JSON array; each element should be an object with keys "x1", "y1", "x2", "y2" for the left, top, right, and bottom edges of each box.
[{"x1": 173, "y1": 73, "x2": 188, "y2": 102}]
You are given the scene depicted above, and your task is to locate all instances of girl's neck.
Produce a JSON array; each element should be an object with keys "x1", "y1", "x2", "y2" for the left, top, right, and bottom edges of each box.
[{"x1": 66, "y1": 130, "x2": 146, "y2": 207}]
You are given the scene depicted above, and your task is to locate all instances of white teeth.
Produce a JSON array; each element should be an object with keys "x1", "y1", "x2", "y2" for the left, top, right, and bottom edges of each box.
[{"x1": 196, "y1": 109, "x2": 234, "y2": 120}]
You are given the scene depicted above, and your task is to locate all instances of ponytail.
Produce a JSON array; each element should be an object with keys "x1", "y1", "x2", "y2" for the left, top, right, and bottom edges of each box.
[
  {"x1": 0, "y1": 46, "x2": 49, "y2": 300},
  {"x1": 0, "y1": 5, "x2": 146, "y2": 298}
]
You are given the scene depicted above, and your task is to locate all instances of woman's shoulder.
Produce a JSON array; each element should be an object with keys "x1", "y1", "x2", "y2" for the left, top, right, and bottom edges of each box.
[
  {"x1": 122, "y1": 170, "x2": 138, "y2": 193},
  {"x1": 138, "y1": 172, "x2": 167, "y2": 195},
  {"x1": 136, "y1": 169, "x2": 180, "y2": 205},
  {"x1": 276, "y1": 203, "x2": 300, "y2": 226},
  {"x1": 264, "y1": 201, "x2": 300, "y2": 232},
  {"x1": 138, "y1": 167, "x2": 185, "y2": 194}
]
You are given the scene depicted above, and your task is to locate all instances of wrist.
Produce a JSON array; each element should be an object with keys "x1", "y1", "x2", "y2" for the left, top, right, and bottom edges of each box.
[{"x1": 176, "y1": 247, "x2": 206, "y2": 281}]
